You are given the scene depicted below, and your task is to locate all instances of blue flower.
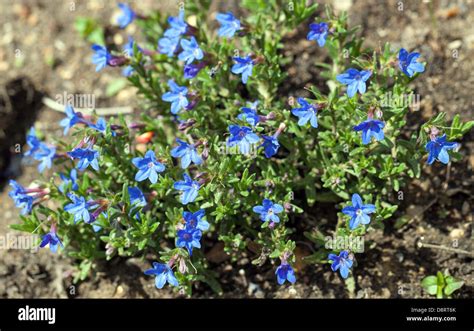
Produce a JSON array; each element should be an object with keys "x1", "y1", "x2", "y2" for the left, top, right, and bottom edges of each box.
[
  {"x1": 307, "y1": 22, "x2": 329, "y2": 47},
  {"x1": 216, "y1": 12, "x2": 241, "y2": 38},
  {"x1": 34, "y1": 144, "x2": 56, "y2": 173},
  {"x1": 68, "y1": 148, "x2": 100, "y2": 171},
  {"x1": 158, "y1": 37, "x2": 181, "y2": 57},
  {"x1": 398, "y1": 48, "x2": 425, "y2": 78},
  {"x1": 8, "y1": 180, "x2": 26, "y2": 201},
  {"x1": 144, "y1": 262, "x2": 179, "y2": 289},
  {"x1": 22, "y1": 129, "x2": 53, "y2": 171},
  {"x1": 328, "y1": 250, "x2": 353, "y2": 279},
  {"x1": 170, "y1": 139, "x2": 202, "y2": 169},
  {"x1": 39, "y1": 229, "x2": 63, "y2": 253},
  {"x1": 122, "y1": 65, "x2": 134, "y2": 77},
  {"x1": 91, "y1": 117, "x2": 106, "y2": 134},
  {"x1": 59, "y1": 105, "x2": 83, "y2": 135},
  {"x1": 178, "y1": 36, "x2": 203, "y2": 64},
  {"x1": 14, "y1": 195, "x2": 34, "y2": 215},
  {"x1": 132, "y1": 150, "x2": 166, "y2": 184},
  {"x1": 176, "y1": 227, "x2": 202, "y2": 256},
  {"x1": 275, "y1": 263, "x2": 296, "y2": 285},
  {"x1": 183, "y1": 209, "x2": 209, "y2": 231},
  {"x1": 164, "y1": 11, "x2": 188, "y2": 38},
  {"x1": 64, "y1": 193, "x2": 93, "y2": 224},
  {"x1": 342, "y1": 193, "x2": 376, "y2": 230},
  {"x1": 260, "y1": 135, "x2": 280, "y2": 158},
  {"x1": 90, "y1": 117, "x2": 116, "y2": 136},
  {"x1": 291, "y1": 97, "x2": 318, "y2": 128},
  {"x1": 162, "y1": 80, "x2": 189, "y2": 115},
  {"x1": 8, "y1": 180, "x2": 34, "y2": 215},
  {"x1": 127, "y1": 186, "x2": 146, "y2": 221},
  {"x1": 173, "y1": 173, "x2": 200, "y2": 205},
  {"x1": 183, "y1": 63, "x2": 204, "y2": 79},
  {"x1": 231, "y1": 55, "x2": 254, "y2": 84},
  {"x1": 117, "y1": 3, "x2": 135, "y2": 29},
  {"x1": 253, "y1": 199, "x2": 284, "y2": 223},
  {"x1": 425, "y1": 134, "x2": 458, "y2": 165},
  {"x1": 227, "y1": 125, "x2": 260, "y2": 154},
  {"x1": 59, "y1": 168, "x2": 78, "y2": 193},
  {"x1": 92, "y1": 223, "x2": 102, "y2": 233},
  {"x1": 353, "y1": 119, "x2": 385, "y2": 145},
  {"x1": 123, "y1": 36, "x2": 141, "y2": 57},
  {"x1": 237, "y1": 101, "x2": 260, "y2": 126},
  {"x1": 128, "y1": 186, "x2": 147, "y2": 208},
  {"x1": 336, "y1": 68, "x2": 372, "y2": 98},
  {"x1": 24, "y1": 128, "x2": 41, "y2": 156},
  {"x1": 91, "y1": 44, "x2": 112, "y2": 72}
]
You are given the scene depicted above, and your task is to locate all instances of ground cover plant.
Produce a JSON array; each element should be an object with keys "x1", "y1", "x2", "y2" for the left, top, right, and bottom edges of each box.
[{"x1": 7, "y1": 0, "x2": 472, "y2": 296}]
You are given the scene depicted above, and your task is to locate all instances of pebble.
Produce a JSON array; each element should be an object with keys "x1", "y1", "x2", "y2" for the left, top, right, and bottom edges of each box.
[
  {"x1": 247, "y1": 282, "x2": 259, "y2": 295},
  {"x1": 381, "y1": 288, "x2": 391, "y2": 298},
  {"x1": 288, "y1": 287, "x2": 297, "y2": 296},
  {"x1": 238, "y1": 258, "x2": 249, "y2": 265},
  {"x1": 255, "y1": 291, "x2": 264, "y2": 299},
  {"x1": 396, "y1": 252, "x2": 404, "y2": 263},
  {"x1": 113, "y1": 34, "x2": 124, "y2": 45},
  {"x1": 332, "y1": 0, "x2": 352, "y2": 11},
  {"x1": 461, "y1": 201, "x2": 470, "y2": 215},
  {"x1": 448, "y1": 40, "x2": 462, "y2": 50},
  {"x1": 115, "y1": 285, "x2": 125, "y2": 297},
  {"x1": 377, "y1": 29, "x2": 388, "y2": 38},
  {"x1": 356, "y1": 289, "x2": 366, "y2": 298},
  {"x1": 449, "y1": 228, "x2": 464, "y2": 239}
]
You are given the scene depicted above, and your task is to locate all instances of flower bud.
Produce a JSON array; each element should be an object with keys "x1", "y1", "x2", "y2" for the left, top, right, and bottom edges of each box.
[
  {"x1": 135, "y1": 131, "x2": 154, "y2": 143},
  {"x1": 178, "y1": 258, "x2": 188, "y2": 274}
]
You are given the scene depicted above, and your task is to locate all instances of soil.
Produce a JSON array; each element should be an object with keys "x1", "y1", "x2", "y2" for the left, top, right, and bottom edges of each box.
[{"x1": 0, "y1": 0, "x2": 472, "y2": 298}]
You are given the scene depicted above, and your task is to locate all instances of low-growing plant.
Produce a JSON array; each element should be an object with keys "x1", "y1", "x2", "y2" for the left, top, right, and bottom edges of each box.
[
  {"x1": 9, "y1": 1, "x2": 473, "y2": 295},
  {"x1": 421, "y1": 270, "x2": 464, "y2": 299}
]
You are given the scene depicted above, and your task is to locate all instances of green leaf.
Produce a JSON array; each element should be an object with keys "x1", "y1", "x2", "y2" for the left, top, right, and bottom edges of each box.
[
  {"x1": 421, "y1": 275, "x2": 438, "y2": 295},
  {"x1": 106, "y1": 79, "x2": 128, "y2": 97},
  {"x1": 444, "y1": 277, "x2": 464, "y2": 296}
]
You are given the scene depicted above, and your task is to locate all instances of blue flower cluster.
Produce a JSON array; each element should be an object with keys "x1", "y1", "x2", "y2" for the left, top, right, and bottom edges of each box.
[
  {"x1": 177, "y1": 209, "x2": 209, "y2": 256},
  {"x1": 8, "y1": 180, "x2": 47, "y2": 215},
  {"x1": 25, "y1": 128, "x2": 56, "y2": 173},
  {"x1": 68, "y1": 140, "x2": 100, "y2": 171},
  {"x1": 60, "y1": 105, "x2": 109, "y2": 136},
  {"x1": 10, "y1": 6, "x2": 465, "y2": 292},
  {"x1": 326, "y1": 194, "x2": 375, "y2": 278},
  {"x1": 303, "y1": 21, "x2": 458, "y2": 162}
]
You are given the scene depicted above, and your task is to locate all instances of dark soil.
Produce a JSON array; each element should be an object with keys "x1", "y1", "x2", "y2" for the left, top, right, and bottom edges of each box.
[{"x1": 0, "y1": 0, "x2": 472, "y2": 298}]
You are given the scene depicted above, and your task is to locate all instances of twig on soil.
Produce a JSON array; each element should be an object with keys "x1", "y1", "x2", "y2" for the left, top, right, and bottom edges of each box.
[
  {"x1": 42, "y1": 96, "x2": 134, "y2": 116},
  {"x1": 417, "y1": 239, "x2": 473, "y2": 257}
]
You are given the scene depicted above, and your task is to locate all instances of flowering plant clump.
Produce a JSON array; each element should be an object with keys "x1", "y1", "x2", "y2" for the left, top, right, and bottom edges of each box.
[{"x1": 9, "y1": 1, "x2": 473, "y2": 294}]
